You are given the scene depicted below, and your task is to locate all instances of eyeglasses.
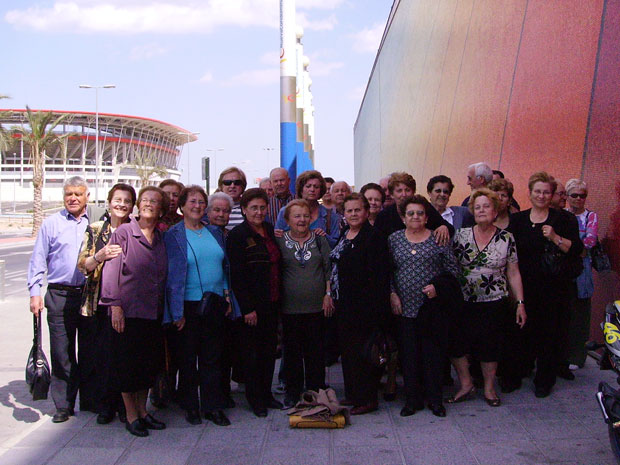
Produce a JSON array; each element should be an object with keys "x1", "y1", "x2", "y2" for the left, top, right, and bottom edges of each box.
[
  {"x1": 187, "y1": 199, "x2": 206, "y2": 206},
  {"x1": 433, "y1": 188, "x2": 451, "y2": 194},
  {"x1": 569, "y1": 193, "x2": 587, "y2": 199},
  {"x1": 405, "y1": 210, "x2": 426, "y2": 217},
  {"x1": 140, "y1": 198, "x2": 160, "y2": 205},
  {"x1": 222, "y1": 180, "x2": 243, "y2": 186}
]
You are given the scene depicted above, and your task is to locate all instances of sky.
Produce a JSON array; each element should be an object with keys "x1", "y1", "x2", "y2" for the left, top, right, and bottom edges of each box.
[{"x1": 0, "y1": 0, "x2": 393, "y2": 189}]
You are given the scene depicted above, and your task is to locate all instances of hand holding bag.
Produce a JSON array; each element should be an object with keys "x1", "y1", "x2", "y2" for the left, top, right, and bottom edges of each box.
[
  {"x1": 540, "y1": 214, "x2": 583, "y2": 279},
  {"x1": 25, "y1": 314, "x2": 51, "y2": 401}
]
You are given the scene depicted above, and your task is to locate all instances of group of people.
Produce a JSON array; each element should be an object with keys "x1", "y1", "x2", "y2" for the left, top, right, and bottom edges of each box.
[{"x1": 27, "y1": 160, "x2": 598, "y2": 436}]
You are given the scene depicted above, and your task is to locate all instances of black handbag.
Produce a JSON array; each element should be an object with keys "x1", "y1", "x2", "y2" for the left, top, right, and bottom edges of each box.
[
  {"x1": 187, "y1": 238, "x2": 228, "y2": 319},
  {"x1": 363, "y1": 328, "x2": 397, "y2": 368},
  {"x1": 25, "y1": 314, "x2": 51, "y2": 401},
  {"x1": 591, "y1": 241, "x2": 611, "y2": 272},
  {"x1": 540, "y1": 214, "x2": 583, "y2": 279}
]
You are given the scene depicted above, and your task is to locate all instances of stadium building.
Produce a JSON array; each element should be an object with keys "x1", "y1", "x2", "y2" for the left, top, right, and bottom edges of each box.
[{"x1": 0, "y1": 109, "x2": 197, "y2": 202}]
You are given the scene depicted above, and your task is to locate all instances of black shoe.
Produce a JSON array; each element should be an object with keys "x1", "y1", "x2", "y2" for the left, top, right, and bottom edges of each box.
[
  {"x1": 400, "y1": 405, "x2": 417, "y2": 417},
  {"x1": 283, "y1": 396, "x2": 297, "y2": 409},
  {"x1": 185, "y1": 410, "x2": 202, "y2": 425},
  {"x1": 557, "y1": 367, "x2": 575, "y2": 381},
  {"x1": 267, "y1": 398, "x2": 283, "y2": 409},
  {"x1": 140, "y1": 413, "x2": 166, "y2": 430},
  {"x1": 224, "y1": 396, "x2": 236, "y2": 409},
  {"x1": 118, "y1": 409, "x2": 127, "y2": 424},
  {"x1": 534, "y1": 387, "x2": 551, "y2": 398},
  {"x1": 253, "y1": 407, "x2": 268, "y2": 417},
  {"x1": 126, "y1": 419, "x2": 149, "y2": 437},
  {"x1": 204, "y1": 410, "x2": 231, "y2": 426},
  {"x1": 96, "y1": 409, "x2": 115, "y2": 425},
  {"x1": 428, "y1": 403, "x2": 446, "y2": 417},
  {"x1": 52, "y1": 408, "x2": 73, "y2": 423}
]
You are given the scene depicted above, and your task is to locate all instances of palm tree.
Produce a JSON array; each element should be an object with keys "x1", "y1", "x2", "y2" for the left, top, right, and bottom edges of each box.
[
  {"x1": 131, "y1": 147, "x2": 168, "y2": 187},
  {"x1": 0, "y1": 95, "x2": 12, "y2": 152},
  {"x1": 12, "y1": 107, "x2": 73, "y2": 237}
]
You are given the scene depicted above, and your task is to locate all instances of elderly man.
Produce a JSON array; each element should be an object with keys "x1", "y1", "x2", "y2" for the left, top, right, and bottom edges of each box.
[
  {"x1": 330, "y1": 181, "x2": 352, "y2": 216},
  {"x1": 427, "y1": 175, "x2": 474, "y2": 230},
  {"x1": 551, "y1": 180, "x2": 567, "y2": 209},
  {"x1": 379, "y1": 176, "x2": 395, "y2": 207},
  {"x1": 461, "y1": 162, "x2": 494, "y2": 206},
  {"x1": 259, "y1": 178, "x2": 274, "y2": 197},
  {"x1": 27, "y1": 176, "x2": 91, "y2": 423},
  {"x1": 266, "y1": 167, "x2": 294, "y2": 225}
]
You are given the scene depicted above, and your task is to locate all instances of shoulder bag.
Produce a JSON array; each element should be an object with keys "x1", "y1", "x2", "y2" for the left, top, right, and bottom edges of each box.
[
  {"x1": 25, "y1": 314, "x2": 51, "y2": 400},
  {"x1": 187, "y1": 239, "x2": 228, "y2": 319},
  {"x1": 540, "y1": 213, "x2": 583, "y2": 279}
]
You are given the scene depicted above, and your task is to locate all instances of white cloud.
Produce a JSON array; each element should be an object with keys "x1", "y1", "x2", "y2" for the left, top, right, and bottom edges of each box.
[
  {"x1": 4, "y1": 0, "x2": 340, "y2": 34},
  {"x1": 129, "y1": 43, "x2": 169, "y2": 61},
  {"x1": 350, "y1": 22, "x2": 385, "y2": 54},
  {"x1": 199, "y1": 71, "x2": 214, "y2": 83},
  {"x1": 223, "y1": 68, "x2": 279, "y2": 87},
  {"x1": 259, "y1": 51, "x2": 279, "y2": 66},
  {"x1": 348, "y1": 84, "x2": 366, "y2": 102},
  {"x1": 304, "y1": 50, "x2": 343, "y2": 77}
]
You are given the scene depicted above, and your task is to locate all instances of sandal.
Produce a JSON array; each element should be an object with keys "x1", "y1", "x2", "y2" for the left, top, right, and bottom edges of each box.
[
  {"x1": 446, "y1": 387, "x2": 475, "y2": 404},
  {"x1": 484, "y1": 396, "x2": 501, "y2": 407}
]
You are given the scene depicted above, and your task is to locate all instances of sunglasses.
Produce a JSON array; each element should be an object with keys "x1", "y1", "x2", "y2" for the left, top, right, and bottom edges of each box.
[
  {"x1": 222, "y1": 180, "x2": 243, "y2": 186},
  {"x1": 569, "y1": 193, "x2": 587, "y2": 199}
]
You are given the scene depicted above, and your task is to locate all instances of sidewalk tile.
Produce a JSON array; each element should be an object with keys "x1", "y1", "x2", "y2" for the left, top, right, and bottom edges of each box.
[
  {"x1": 116, "y1": 447, "x2": 192, "y2": 465},
  {"x1": 64, "y1": 426, "x2": 135, "y2": 448},
  {"x1": 518, "y1": 418, "x2": 593, "y2": 441},
  {"x1": 333, "y1": 446, "x2": 402, "y2": 465},
  {"x1": 195, "y1": 426, "x2": 267, "y2": 447},
  {"x1": 261, "y1": 446, "x2": 329, "y2": 465},
  {"x1": 13, "y1": 427, "x2": 78, "y2": 448},
  {"x1": 535, "y1": 438, "x2": 615, "y2": 464},
  {"x1": 131, "y1": 426, "x2": 202, "y2": 450},
  {"x1": 47, "y1": 446, "x2": 126, "y2": 465},
  {"x1": 332, "y1": 426, "x2": 398, "y2": 447},
  {"x1": 468, "y1": 440, "x2": 548, "y2": 465},
  {"x1": 266, "y1": 427, "x2": 331, "y2": 447},
  {"x1": 186, "y1": 446, "x2": 261, "y2": 465},
  {"x1": 0, "y1": 446, "x2": 58, "y2": 465},
  {"x1": 402, "y1": 444, "x2": 478, "y2": 465}
]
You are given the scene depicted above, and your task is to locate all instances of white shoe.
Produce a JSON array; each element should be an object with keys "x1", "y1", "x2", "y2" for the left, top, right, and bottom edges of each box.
[{"x1": 568, "y1": 364, "x2": 580, "y2": 371}]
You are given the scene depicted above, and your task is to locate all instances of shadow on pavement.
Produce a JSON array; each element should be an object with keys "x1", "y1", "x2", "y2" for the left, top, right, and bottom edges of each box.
[{"x1": 0, "y1": 379, "x2": 53, "y2": 424}]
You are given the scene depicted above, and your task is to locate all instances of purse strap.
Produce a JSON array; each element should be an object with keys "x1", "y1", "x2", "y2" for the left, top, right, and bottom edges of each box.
[
  {"x1": 33, "y1": 314, "x2": 42, "y2": 352},
  {"x1": 186, "y1": 238, "x2": 205, "y2": 295}
]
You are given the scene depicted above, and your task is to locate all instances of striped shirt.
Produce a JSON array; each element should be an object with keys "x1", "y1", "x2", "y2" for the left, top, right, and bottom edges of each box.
[
  {"x1": 226, "y1": 203, "x2": 245, "y2": 231},
  {"x1": 266, "y1": 193, "x2": 294, "y2": 225}
]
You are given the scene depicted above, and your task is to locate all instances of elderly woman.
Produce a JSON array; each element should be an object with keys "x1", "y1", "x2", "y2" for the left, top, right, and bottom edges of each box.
[
  {"x1": 164, "y1": 186, "x2": 232, "y2": 427},
  {"x1": 100, "y1": 186, "x2": 169, "y2": 437},
  {"x1": 330, "y1": 193, "x2": 390, "y2": 415},
  {"x1": 449, "y1": 188, "x2": 526, "y2": 407},
  {"x1": 275, "y1": 170, "x2": 341, "y2": 247},
  {"x1": 205, "y1": 192, "x2": 233, "y2": 233},
  {"x1": 218, "y1": 167, "x2": 247, "y2": 230},
  {"x1": 158, "y1": 179, "x2": 184, "y2": 231},
  {"x1": 360, "y1": 183, "x2": 385, "y2": 225},
  {"x1": 227, "y1": 188, "x2": 283, "y2": 417},
  {"x1": 276, "y1": 199, "x2": 333, "y2": 408},
  {"x1": 565, "y1": 178, "x2": 598, "y2": 370},
  {"x1": 488, "y1": 179, "x2": 515, "y2": 230},
  {"x1": 426, "y1": 175, "x2": 474, "y2": 230},
  {"x1": 506, "y1": 172, "x2": 583, "y2": 398},
  {"x1": 78, "y1": 183, "x2": 135, "y2": 424},
  {"x1": 389, "y1": 195, "x2": 460, "y2": 417}
]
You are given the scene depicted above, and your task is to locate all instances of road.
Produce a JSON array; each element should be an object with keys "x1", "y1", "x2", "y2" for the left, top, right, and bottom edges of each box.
[{"x1": 0, "y1": 241, "x2": 36, "y2": 299}]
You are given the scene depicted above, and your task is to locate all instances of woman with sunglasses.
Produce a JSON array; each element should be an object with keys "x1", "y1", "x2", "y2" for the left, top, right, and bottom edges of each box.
[
  {"x1": 565, "y1": 179, "x2": 598, "y2": 371},
  {"x1": 218, "y1": 167, "x2": 247, "y2": 231},
  {"x1": 276, "y1": 199, "x2": 333, "y2": 408}
]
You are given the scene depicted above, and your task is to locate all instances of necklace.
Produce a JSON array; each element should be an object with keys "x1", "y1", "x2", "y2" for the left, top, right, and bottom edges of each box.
[{"x1": 187, "y1": 226, "x2": 204, "y2": 237}]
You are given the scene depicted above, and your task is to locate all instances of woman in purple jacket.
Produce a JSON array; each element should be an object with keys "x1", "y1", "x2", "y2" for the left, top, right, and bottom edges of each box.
[{"x1": 100, "y1": 186, "x2": 169, "y2": 437}]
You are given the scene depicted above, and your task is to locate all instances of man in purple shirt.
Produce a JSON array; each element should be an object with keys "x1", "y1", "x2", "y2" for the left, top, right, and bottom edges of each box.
[{"x1": 27, "y1": 176, "x2": 90, "y2": 423}]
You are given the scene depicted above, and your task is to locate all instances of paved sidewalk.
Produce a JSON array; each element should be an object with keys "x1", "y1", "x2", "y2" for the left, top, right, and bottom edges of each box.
[{"x1": 0, "y1": 290, "x2": 616, "y2": 465}]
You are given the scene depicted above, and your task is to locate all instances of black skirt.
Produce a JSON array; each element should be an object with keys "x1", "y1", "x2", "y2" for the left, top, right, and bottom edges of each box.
[{"x1": 110, "y1": 317, "x2": 163, "y2": 393}]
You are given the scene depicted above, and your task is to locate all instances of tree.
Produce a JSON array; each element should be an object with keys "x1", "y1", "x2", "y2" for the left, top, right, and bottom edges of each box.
[
  {"x1": 0, "y1": 95, "x2": 13, "y2": 152},
  {"x1": 12, "y1": 107, "x2": 73, "y2": 237},
  {"x1": 131, "y1": 147, "x2": 168, "y2": 188}
]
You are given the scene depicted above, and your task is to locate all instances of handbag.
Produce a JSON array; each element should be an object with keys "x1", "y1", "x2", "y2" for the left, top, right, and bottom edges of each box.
[
  {"x1": 25, "y1": 314, "x2": 51, "y2": 401},
  {"x1": 187, "y1": 239, "x2": 228, "y2": 319},
  {"x1": 591, "y1": 241, "x2": 611, "y2": 272},
  {"x1": 540, "y1": 214, "x2": 583, "y2": 279},
  {"x1": 363, "y1": 327, "x2": 397, "y2": 368}
]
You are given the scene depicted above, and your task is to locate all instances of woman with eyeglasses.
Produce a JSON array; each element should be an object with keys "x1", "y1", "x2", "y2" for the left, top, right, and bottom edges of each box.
[
  {"x1": 218, "y1": 167, "x2": 247, "y2": 231},
  {"x1": 100, "y1": 186, "x2": 169, "y2": 437},
  {"x1": 78, "y1": 183, "x2": 136, "y2": 424},
  {"x1": 488, "y1": 178, "x2": 515, "y2": 230},
  {"x1": 227, "y1": 188, "x2": 283, "y2": 417},
  {"x1": 504, "y1": 172, "x2": 583, "y2": 398},
  {"x1": 360, "y1": 183, "x2": 385, "y2": 226},
  {"x1": 164, "y1": 186, "x2": 235, "y2": 427},
  {"x1": 389, "y1": 195, "x2": 460, "y2": 418},
  {"x1": 330, "y1": 193, "x2": 390, "y2": 415},
  {"x1": 565, "y1": 179, "x2": 598, "y2": 371},
  {"x1": 276, "y1": 199, "x2": 333, "y2": 408}
]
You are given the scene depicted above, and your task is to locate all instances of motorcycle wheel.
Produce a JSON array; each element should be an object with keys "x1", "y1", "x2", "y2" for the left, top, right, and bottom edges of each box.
[{"x1": 608, "y1": 423, "x2": 620, "y2": 465}]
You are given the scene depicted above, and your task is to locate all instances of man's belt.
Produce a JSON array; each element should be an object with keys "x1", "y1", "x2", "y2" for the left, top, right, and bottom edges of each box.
[{"x1": 47, "y1": 283, "x2": 84, "y2": 293}]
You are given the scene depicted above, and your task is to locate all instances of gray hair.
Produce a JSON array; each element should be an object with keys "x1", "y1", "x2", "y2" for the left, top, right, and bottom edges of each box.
[
  {"x1": 565, "y1": 178, "x2": 587, "y2": 194},
  {"x1": 469, "y1": 162, "x2": 493, "y2": 184},
  {"x1": 63, "y1": 176, "x2": 89, "y2": 192},
  {"x1": 330, "y1": 181, "x2": 352, "y2": 194},
  {"x1": 208, "y1": 192, "x2": 234, "y2": 211}
]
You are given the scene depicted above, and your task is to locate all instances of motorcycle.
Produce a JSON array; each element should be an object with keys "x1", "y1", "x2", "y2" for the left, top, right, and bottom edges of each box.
[{"x1": 593, "y1": 300, "x2": 620, "y2": 464}]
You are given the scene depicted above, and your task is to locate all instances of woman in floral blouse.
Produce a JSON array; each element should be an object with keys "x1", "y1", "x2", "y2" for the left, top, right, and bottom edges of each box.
[{"x1": 450, "y1": 188, "x2": 526, "y2": 407}]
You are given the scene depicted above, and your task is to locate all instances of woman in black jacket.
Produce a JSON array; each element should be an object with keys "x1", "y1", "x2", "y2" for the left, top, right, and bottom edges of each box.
[
  {"x1": 227, "y1": 188, "x2": 283, "y2": 417},
  {"x1": 330, "y1": 193, "x2": 391, "y2": 415}
]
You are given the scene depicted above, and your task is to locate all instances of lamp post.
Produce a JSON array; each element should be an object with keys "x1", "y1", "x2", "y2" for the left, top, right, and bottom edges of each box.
[
  {"x1": 206, "y1": 148, "x2": 224, "y2": 193},
  {"x1": 79, "y1": 84, "x2": 116, "y2": 205},
  {"x1": 178, "y1": 132, "x2": 200, "y2": 184}
]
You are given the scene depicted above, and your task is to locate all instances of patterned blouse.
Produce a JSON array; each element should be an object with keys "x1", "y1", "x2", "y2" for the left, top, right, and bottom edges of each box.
[
  {"x1": 452, "y1": 227, "x2": 518, "y2": 303},
  {"x1": 389, "y1": 230, "x2": 460, "y2": 318},
  {"x1": 77, "y1": 220, "x2": 112, "y2": 316}
]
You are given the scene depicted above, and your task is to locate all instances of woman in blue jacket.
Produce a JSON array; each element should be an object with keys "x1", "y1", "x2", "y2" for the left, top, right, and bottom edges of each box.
[{"x1": 164, "y1": 186, "x2": 239, "y2": 427}]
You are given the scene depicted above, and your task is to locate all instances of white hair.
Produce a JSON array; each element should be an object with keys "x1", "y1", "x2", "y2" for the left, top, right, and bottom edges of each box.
[
  {"x1": 468, "y1": 162, "x2": 493, "y2": 184},
  {"x1": 330, "y1": 181, "x2": 352, "y2": 194},
  {"x1": 208, "y1": 192, "x2": 234, "y2": 211},
  {"x1": 63, "y1": 176, "x2": 89, "y2": 192}
]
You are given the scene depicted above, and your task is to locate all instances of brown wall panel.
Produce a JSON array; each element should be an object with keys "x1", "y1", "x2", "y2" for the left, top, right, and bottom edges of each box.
[
  {"x1": 500, "y1": 0, "x2": 604, "y2": 205},
  {"x1": 441, "y1": 0, "x2": 526, "y2": 203}
]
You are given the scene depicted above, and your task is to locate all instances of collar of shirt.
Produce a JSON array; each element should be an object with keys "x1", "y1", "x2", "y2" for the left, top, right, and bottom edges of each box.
[
  {"x1": 61, "y1": 208, "x2": 89, "y2": 222},
  {"x1": 440, "y1": 207, "x2": 455, "y2": 225}
]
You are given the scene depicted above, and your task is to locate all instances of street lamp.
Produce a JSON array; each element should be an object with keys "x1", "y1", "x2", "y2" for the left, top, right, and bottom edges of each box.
[
  {"x1": 206, "y1": 148, "x2": 224, "y2": 192},
  {"x1": 79, "y1": 84, "x2": 116, "y2": 205},
  {"x1": 178, "y1": 132, "x2": 200, "y2": 184}
]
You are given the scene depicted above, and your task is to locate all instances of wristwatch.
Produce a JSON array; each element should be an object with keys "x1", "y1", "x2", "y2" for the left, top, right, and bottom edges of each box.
[
  {"x1": 326, "y1": 291, "x2": 331, "y2": 296},
  {"x1": 516, "y1": 300, "x2": 525, "y2": 305}
]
